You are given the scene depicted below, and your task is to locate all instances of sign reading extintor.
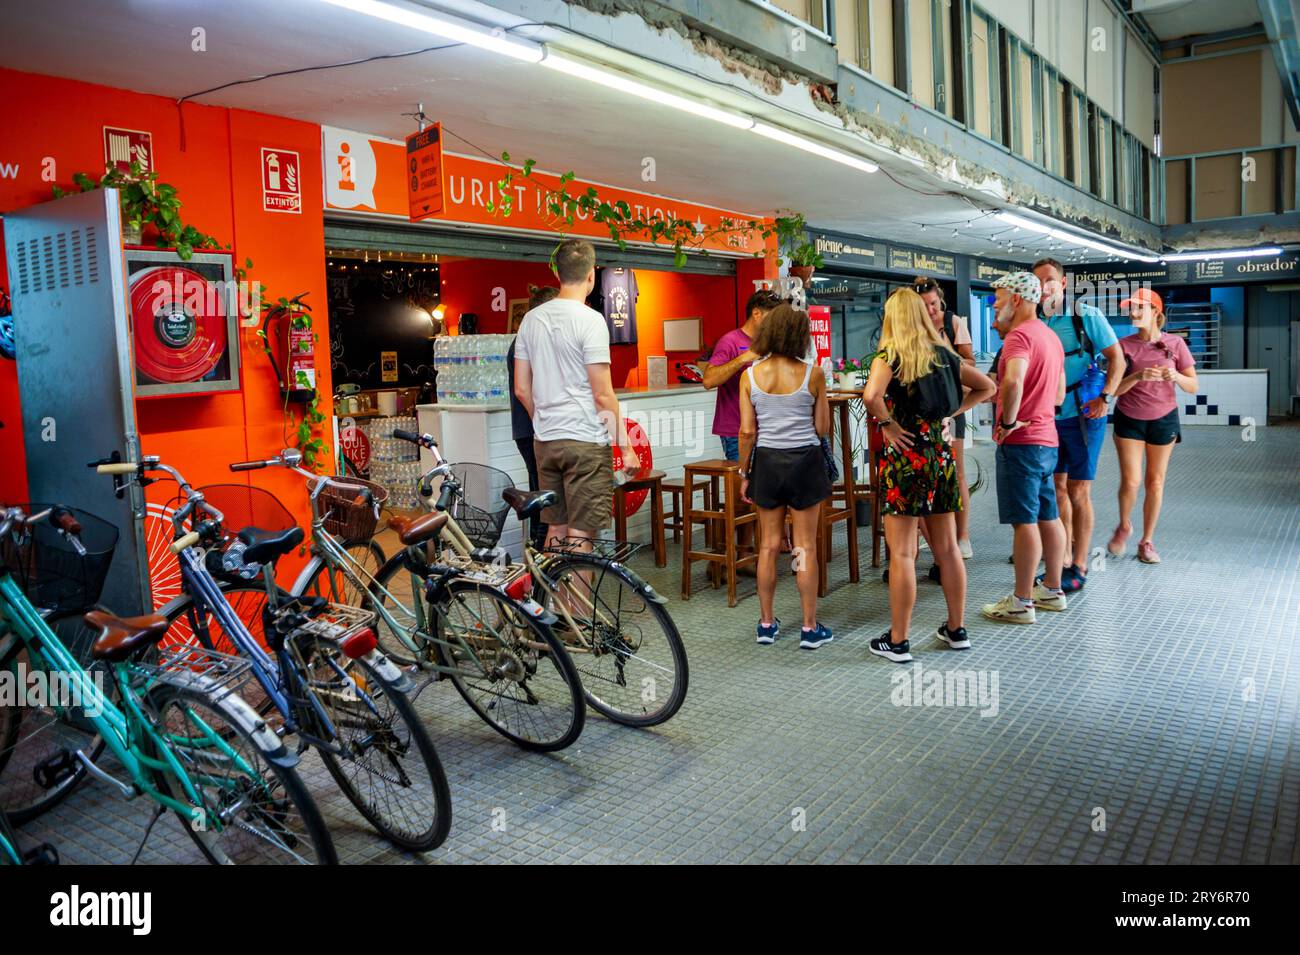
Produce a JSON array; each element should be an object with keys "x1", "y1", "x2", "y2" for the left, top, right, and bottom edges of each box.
[
  {"x1": 405, "y1": 124, "x2": 445, "y2": 222},
  {"x1": 261, "y1": 148, "x2": 302, "y2": 214},
  {"x1": 103, "y1": 126, "x2": 153, "y2": 175}
]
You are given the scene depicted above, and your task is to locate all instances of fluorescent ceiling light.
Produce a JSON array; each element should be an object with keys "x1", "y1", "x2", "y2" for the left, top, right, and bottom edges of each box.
[
  {"x1": 541, "y1": 50, "x2": 755, "y2": 129},
  {"x1": 995, "y1": 211, "x2": 1160, "y2": 262},
  {"x1": 751, "y1": 123, "x2": 879, "y2": 173},
  {"x1": 1162, "y1": 247, "x2": 1283, "y2": 261},
  {"x1": 319, "y1": 0, "x2": 544, "y2": 62}
]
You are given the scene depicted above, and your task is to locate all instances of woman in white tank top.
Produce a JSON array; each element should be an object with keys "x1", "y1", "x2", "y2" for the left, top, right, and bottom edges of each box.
[{"x1": 737, "y1": 304, "x2": 834, "y2": 650}]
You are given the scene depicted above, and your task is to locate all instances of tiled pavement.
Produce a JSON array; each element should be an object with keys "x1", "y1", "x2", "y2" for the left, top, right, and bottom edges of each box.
[{"x1": 14, "y1": 423, "x2": 1300, "y2": 864}]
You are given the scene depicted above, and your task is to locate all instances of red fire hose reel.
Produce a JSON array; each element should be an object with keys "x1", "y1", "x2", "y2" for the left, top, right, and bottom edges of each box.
[{"x1": 130, "y1": 265, "x2": 227, "y2": 384}]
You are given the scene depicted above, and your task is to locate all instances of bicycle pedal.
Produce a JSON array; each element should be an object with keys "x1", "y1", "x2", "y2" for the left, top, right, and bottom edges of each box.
[
  {"x1": 23, "y1": 842, "x2": 60, "y2": 865},
  {"x1": 32, "y1": 749, "x2": 79, "y2": 790}
]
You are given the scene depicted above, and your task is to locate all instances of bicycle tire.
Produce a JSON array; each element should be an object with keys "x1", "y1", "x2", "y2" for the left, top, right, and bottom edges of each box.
[
  {"x1": 0, "y1": 610, "x2": 112, "y2": 822},
  {"x1": 364, "y1": 551, "x2": 438, "y2": 667},
  {"x1": 292, "y1": 637, "x2": 452, "y2": 852},
  {"x1": 541, "y1": 553, "x2": 688, "y2": 727},
  {"x1": 293, "y1": 541, "x2": 386, "y2": 608},
  {"x1": 0, "y1": 811, "x2": 21, "y2": 865},
  {"x1": 143, "y1": 681, "x2": 337, "y2": 865},
  {"x1": 435, "y1": 579, "x2": 585, "y2": 752}
]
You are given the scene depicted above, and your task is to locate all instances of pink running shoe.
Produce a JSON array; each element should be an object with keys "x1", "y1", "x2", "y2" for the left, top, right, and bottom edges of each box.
[
  {"x1": 1137, "y1": 541, "x2": 1161, "y2": 564},
  {"x1": 1107, "y1": 524, "x2": 1131, "y2": 557}
]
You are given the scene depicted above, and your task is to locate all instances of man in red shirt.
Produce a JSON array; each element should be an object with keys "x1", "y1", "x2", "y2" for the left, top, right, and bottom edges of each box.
[{"x1": 982, "y1": 271, "x2": 1070, "y2": 625}]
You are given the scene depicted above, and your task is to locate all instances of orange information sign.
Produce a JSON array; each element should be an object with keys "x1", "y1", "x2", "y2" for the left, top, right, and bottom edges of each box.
[
  {"x1": 324, "y1": 125, "x2": 765, "y2": 257},
  {"x1": 405, "y1": 123, "x2": 444, "y2": 222}
]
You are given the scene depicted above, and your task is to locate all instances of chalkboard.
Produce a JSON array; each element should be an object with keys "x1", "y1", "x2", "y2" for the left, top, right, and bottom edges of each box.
[{"x1": 326, "y1": 263, "x2": 440, "y2": 389}]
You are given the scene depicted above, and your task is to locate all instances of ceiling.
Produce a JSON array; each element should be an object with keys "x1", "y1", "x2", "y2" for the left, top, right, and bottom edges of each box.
[
  {"x1": 0, "y1": 0, "x2": 1118, "y2": 265},
  {"x1": 1133, "y1": 0, "x2": 1262, "y2": 41}
]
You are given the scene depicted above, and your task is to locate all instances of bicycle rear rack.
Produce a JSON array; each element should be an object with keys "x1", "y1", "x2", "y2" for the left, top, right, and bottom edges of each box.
[
  {"x1": 272, "y1": 602, "x2": 377, "y2": 644},
  {"x1": 126, "y1": 643, "x2": 257, "y2": 707},
  {"x1": 543, "y1": 536, "x2": 643, "y2": 564}
]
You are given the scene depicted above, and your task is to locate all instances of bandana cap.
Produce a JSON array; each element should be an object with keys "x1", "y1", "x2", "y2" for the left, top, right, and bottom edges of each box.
[{"x1": 991, "y1": 271, "x2": 1042, "y2": 304}]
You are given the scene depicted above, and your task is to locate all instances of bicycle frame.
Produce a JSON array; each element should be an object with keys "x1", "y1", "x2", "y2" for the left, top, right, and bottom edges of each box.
[{"x1": 0, "y1": 572, "x2": 251, "y2": 827}]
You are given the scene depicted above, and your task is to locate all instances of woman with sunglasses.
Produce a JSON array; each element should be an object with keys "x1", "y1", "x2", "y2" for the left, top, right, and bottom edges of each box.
[{"x1": 1108, "y1": 288, "x2": 1197, "y2": 564}]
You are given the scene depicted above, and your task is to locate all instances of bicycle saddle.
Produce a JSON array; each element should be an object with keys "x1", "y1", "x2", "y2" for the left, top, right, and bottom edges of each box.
[
  {"x1": 238, "y1": 525, "x2": 305, "y2": 564},
  {"x1": 387, "y1": 511, "x2": 448, "y2": 546},
  {"x1": 501, "y1": 487, "x2": 555, "y2": 520},
  {"x1": 84, "y1": 611, "x2": 170, "y2": 663}
]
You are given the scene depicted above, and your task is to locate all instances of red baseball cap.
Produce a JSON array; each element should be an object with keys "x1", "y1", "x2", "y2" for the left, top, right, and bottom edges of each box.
[{"x1": 1119, "y1": 287, "x2": 1163, "y2": 313}]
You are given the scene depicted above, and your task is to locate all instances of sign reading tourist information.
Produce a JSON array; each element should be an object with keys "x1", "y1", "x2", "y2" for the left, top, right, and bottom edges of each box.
[
  {"x1": 261, "y1": 148, "x2": 302, "y2": 214},
  {"x1": 405, "y1": 124, "x2": 445, "y2": 222},
  {"x1": 808, "y1": 305, "x2": 832, "y2": 365},
  {"x1": 322, "y1": 126, "x2": 765, "y2": 256}
]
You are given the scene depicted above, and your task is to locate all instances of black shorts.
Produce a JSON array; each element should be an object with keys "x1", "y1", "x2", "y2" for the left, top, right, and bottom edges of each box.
[
  {"x1": 1112, "y1": 408, "x2": 1181, "y2": 446},
  {"x1": 950, "y1": 411, "x2": 966, "y2": 440},
  {"x1": 749, "y1": 445, "x2": 832, "y2": 510}
]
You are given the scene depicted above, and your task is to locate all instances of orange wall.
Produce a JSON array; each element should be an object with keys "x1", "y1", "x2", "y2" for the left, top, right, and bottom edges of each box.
[
  {"x1": 438, "y1": 257, "x2": 742, "y2": 387},
  {"x1": 0, "y1": 68, "x2": 332, "y2": 574}
]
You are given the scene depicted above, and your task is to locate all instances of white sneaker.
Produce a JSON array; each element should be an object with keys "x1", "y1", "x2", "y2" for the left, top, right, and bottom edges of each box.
[
  {"x1": 981, "y1": 593, "x2": 1037, "y2": 624},
  {"x1": 1032, "y1": 583, "x2": 1068, "y2": 612},
  {"x1": 958, "y1": 539, "x2": 973, "y2": 560}
]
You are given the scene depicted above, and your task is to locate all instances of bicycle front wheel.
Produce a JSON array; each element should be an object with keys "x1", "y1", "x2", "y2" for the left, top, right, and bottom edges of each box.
[
  {"x1": 435, "y1": 580, "x2": 585, "y2": 752},
  {"x1": 291, "y1": 638, "x2": 452, "y2": 852},
  {"x1": 542, "y1": 554, "x2": 688, "y2": 727},
  {"x1": 145, "y1": 681, "x2": 337, "y2": 865}
]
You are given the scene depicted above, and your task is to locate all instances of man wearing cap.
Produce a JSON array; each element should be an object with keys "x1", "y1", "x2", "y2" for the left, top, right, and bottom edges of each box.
[
  {"x1": 1033, "y1": 258, "x2": 1123, "y2": 592},
  {"x1": 982, "y1": 271, "x2": 1070, "y2": 625}
]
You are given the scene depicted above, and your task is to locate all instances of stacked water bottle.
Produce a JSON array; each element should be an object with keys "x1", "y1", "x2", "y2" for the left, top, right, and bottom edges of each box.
[
  {"x1": 364, "y1": 415, "x2": 421, "y2": 510},
  {"x1": 434, "y1": 334, "x2": 511, "y2": 407}
]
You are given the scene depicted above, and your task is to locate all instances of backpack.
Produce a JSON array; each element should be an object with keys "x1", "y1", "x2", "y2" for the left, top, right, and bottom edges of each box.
[
  {"x1": 907, "y1": 346, "x2": 963, "y2": 420},
  {"x1": 1063, "y1": 304, "x2": 1107, "y2": 405}
]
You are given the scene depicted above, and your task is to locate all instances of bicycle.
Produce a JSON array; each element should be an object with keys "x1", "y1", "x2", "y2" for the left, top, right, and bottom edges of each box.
[
  {"x1": 0, "y1": 504, "x2": 336, "y2": 864},
  {"x1": 95, "y1": 456, "x2": 452, "y2": 853},
  {"x1": 383, "y1": 429, "x2": 688, "y2": 728},
  {"x1": 244, "y1": 448, "x2": 586, "y2": 752}
]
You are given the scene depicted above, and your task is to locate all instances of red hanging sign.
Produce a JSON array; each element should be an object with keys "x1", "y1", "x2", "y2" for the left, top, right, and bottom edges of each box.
[
  {"x1": 808, "y1": 305, "x2": 832, "y2": 366},
  {"x1": 405, "y1": 124, "x2": 445, "y2": 222}
]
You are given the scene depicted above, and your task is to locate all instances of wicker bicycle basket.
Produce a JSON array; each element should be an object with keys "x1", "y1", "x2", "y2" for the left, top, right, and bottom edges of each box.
[{"x1": 315, "y1": 477, "x2": 389, "y2": 544}]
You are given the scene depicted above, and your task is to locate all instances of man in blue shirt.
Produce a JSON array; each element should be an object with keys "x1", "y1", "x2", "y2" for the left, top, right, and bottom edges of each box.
[{"x1": 1032, "y1": 257, "x2": 1124, "y2": 592}]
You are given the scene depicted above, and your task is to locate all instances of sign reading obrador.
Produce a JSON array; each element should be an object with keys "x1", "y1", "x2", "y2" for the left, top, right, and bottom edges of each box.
[{"x1": 322, "y1": 126, "x2": 766, "y2": 257}]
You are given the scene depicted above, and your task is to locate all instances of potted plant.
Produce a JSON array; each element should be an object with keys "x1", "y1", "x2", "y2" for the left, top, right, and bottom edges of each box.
[
  {"x1": 774, "y1": 212, "x2": 824, "y2": 287},
  {"x1": 834, "y1": 356, "x2": 870, "y2": 391}
]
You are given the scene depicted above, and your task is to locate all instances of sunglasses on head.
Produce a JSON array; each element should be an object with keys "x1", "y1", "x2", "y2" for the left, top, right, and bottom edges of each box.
[{"x1": 912, "y1": 280, "x2": 940, "y2": 294}]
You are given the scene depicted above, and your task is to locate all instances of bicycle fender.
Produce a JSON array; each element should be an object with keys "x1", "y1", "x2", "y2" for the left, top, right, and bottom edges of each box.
[
  {"x1": 156, "y1": 670, "x2": 296, "y2": 766},
  {"x1": 360, "y1": 649, "x2": 411, "y2": 692},
  {"x1": 516, "y1": 597, "x2": 557, "y2": 627},
  {"x1": 608, "y1": 566, "x2": 668, "y2": 605}
]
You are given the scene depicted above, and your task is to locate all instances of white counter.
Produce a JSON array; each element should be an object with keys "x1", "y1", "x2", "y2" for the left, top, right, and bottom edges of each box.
[
  {"x1": 1177, "y1": 369, "x2": 1268, "y2": 426},
  {"x1": 416, "y1": 384, "x2": 720, "y2": 553}
]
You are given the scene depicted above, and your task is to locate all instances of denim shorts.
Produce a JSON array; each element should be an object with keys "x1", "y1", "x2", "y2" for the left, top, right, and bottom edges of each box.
[
  {"x1": 719, "y1": 435, "x2": 740, "y2": 461},
  {"x1": 1054, "y1": 414, "x2": 1107, "y2": 480},
  {"x1": 996, "y1": 443, "x2": 1060, "y2": 525}
]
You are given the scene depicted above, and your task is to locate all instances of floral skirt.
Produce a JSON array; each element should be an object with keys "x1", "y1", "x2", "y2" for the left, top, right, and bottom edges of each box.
[{"x1": 879, "y1": 417, "x2": 961, "y2": 517}]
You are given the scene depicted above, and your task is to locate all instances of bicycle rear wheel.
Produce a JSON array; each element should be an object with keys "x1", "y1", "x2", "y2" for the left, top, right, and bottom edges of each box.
[
  {"x1": 0, "y1": 611, "x2": 110, "y2": 822},
  {"x1": 145, "y1": 681, "x2": 337, "y2": 864},
  {"x1": 290, "y1": 637, "x2": 451, "y2": 852},
  {"x1": 435, "y1": 580, "x2": 585, "y2": 751},
  {"x1": 295, "y1": 541, "x2": 385, "y2": 608},
  {"x1": 542, "y1": 554, "x2": 688, "y2": 727},
  {"x1": 159, "y1": 585, "x2": 276, "y2": 716}
]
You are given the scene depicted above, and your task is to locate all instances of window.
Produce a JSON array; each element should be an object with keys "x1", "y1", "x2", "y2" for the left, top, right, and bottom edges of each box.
[
  {"x1": 1041, "y1": 66, "x2": 1066, "y2": 177},
  {"x1": 906, "y1": 0, "x2": 956, "y2": 116},
  {"x1": 1069, "y1": 89, "x2": 1088, "y2": 188},
  {"x1": 969, "y1": 9, "x2": 1001, "y2": 140},
  {"x1": 854, "y1": 0, "x2": 894, "y2": 85},
  {"x1": 1007, "y1": 35, "x2": 1037, "y2": 162}
]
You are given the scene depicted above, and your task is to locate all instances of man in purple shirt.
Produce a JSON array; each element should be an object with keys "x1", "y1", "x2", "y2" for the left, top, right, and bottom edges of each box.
[{"x1": 703, "y1": 289, "x2": 781, "y2": 460}]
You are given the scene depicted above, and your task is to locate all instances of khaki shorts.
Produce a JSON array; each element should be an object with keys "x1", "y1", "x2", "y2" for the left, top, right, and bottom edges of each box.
[{"x1": 534, "y1": 439, "x2": 613, "y2": 532}]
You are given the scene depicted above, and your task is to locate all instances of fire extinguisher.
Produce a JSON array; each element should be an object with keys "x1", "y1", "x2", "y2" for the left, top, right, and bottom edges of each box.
[{"x1": 259, "y1": 292, "x2": 315, "y2": 402}]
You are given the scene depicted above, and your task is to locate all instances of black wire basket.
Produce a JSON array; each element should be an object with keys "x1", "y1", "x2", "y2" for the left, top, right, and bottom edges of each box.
[
  {"x1": 1, "y1": 505, "x2": 118, "y2": 613},
  {"x1": 193, "y1": 484, "x2": 298, "y2": 542},
  {"x1": 447, "y1": 462, "x2": 514, "y2": 549}
]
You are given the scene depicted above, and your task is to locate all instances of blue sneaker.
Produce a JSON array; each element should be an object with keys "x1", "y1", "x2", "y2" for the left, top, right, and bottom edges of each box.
[
  {"x1": 756, "y1": 618, "x2": 780, "y2": 645},
  {"x1": 799, "y1": 622, "x2": 834, "y2": 649}
]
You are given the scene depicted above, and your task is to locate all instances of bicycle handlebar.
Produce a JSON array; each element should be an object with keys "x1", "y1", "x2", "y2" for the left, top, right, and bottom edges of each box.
[{"x1": 89, "y1": 456, "x2": 225, "y2": 544}]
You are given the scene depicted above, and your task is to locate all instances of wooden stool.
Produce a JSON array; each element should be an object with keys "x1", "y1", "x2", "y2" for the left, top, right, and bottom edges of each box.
[
  {"x1": 662, "y1": 476, "x2": 712, "y2": 542},
  {"x1": 613, "y1": 469, "x2": 667, "y2": 567},
  {"x1": 681, "y1": 459, "x2": 757, "y2": 607}
]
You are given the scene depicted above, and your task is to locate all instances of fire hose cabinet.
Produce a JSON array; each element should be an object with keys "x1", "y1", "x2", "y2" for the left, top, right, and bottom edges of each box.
[{"x1": 125, "y1": 248, "x2": 241, "y2": 398}]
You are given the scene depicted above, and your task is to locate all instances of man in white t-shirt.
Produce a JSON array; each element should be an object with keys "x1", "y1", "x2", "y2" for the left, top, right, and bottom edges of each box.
[{"x1": 514, "y1": 239, "x2": 639, "y2": 544}]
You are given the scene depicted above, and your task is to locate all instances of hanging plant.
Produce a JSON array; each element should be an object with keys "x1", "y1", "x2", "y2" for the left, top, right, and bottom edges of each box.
[{"x1": 487, "y1": 153, "x2": 790, "y2": 268}]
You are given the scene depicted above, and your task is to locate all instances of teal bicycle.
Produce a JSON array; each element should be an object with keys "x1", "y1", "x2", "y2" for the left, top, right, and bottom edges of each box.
[{"x1": 0, "y1": 504, "x2": 337, "y2": 864}]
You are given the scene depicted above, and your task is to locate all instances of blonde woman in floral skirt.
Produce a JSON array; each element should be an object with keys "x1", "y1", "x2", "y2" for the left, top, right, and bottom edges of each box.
[{"x1": 862, "y1": 288, "x2": 996, "y2": 662}]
